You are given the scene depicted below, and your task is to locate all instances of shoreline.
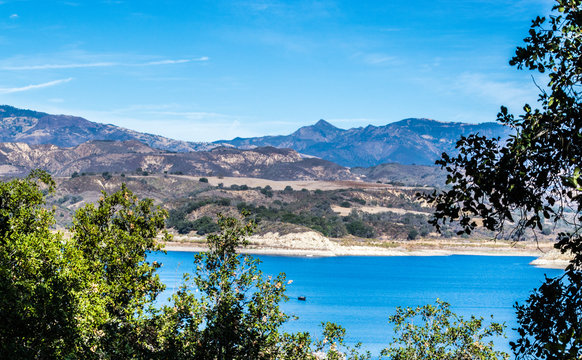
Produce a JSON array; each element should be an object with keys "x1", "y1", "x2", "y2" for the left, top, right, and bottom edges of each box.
[{"x1": 162, "y1": 237, "x2": 569, "y2": 269}]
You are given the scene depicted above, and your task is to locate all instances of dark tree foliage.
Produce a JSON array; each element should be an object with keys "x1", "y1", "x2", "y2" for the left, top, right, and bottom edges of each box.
[
  {"x1": 345, "y1": 219, "x2": 376, "y2": 238},
  {"x1": 421, "y1": 1, "x2": 582, "y2": 358},
  {"x1": 512, "y1": 271, "x2": 582, "y2": 359}
]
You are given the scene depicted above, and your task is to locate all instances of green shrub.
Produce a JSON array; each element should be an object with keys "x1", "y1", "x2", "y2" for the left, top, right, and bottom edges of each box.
[
  {"x1": 346, "y1": 220, "x2": 375, "y2": 238},
  {"x1": 260, "y1": 185, "x2": 273, "y2": 198},
  {"x1": 102, "y1": 171, "x2": 112, "y2": 180},
  {"x1": 407, "y1": 228, "x2": 419, "y2": 240}
]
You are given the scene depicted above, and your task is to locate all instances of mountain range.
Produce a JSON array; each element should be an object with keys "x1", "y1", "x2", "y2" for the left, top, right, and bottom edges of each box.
[
  {"x1": 0, "y1": 105, "x2": 212, "y2": 152},
  {"x1": 0, "y1": 105, "x2": 510, "y2": 170},
  {"x1": 215, "y1": 119, "x2": 510, "y2": 167}
]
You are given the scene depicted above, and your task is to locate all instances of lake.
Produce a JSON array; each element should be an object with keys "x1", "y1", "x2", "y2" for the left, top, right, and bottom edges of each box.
[{"x1": 150, "y1": 251, "x2": 563, "y2": 356}]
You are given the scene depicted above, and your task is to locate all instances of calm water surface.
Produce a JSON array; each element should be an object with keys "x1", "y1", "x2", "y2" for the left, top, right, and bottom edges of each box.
[{"x1": 150, "y1": 252, "x2": 563, "y2": 356}]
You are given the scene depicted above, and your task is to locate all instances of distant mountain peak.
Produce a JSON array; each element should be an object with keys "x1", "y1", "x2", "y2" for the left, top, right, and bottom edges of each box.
[
  {"x1": 216, "y1": 117, "x2": 511, "y2": 167},
  {"x1": 313, "y1": 119, "x2": 338, "y2": 130}
]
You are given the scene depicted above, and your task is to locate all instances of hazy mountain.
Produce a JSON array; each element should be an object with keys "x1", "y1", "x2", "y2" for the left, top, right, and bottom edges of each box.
[
  {"x1": 0, "y1": 140, "x2": 352, "y2": 181},
  {"x1": 0, "y1": 105, "x2": 213, "y2": 152},
  {"x1": 215, "y1": 118, "x2": 510, "y2": 167},
  {"x1": 0, "y1": 105, "x2": 510, "y2": 169}
]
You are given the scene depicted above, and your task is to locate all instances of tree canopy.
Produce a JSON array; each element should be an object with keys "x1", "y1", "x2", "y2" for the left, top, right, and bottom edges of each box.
[
  {"x1": 0, "y1": 172, "x2": 381, "y2": 359},
  {"x1": 381, "y1": 300, "x2": 508, "y2": 360},
  {"x1": 422, "y1": 0, "x2": 582, "y2": 358}
]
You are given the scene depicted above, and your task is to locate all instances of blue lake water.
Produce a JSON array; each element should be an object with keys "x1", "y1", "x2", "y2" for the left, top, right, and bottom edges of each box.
[{"x1": 149, "y1": 251, "x2": 563, "y2": 356}]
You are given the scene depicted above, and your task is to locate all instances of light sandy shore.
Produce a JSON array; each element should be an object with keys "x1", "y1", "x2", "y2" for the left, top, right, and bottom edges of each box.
[
  {"x1": 529, "y1": 249, "x2": 574, "y2": 269},
  {"x1": 163, "y1": 232, "x2": 569, "y2": 269}
]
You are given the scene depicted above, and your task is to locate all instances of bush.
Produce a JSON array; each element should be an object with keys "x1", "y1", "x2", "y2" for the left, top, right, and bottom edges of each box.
[
  {"x1": 102, "y1": 171, "x2": 112, "y2": 180},
  {"x1": 192, "y1": 216, "x2": 220, "y2": 235},
  {"x1": 166, "y1": 198, "x2": 231, "y2": 234},
  {"x1": 0, "y1": 173, "x2": 169, "y2": 358},
  {"x1": 199, "y1": 177, "x2": 209, "y2": 183},
  {"x1": 407, "y1": 228, "x2": 419, "y2": 240},
  {"x1": 164, "y1": 214, "x2": 291, "y2": 359},
  {"x1": 346, "y1": 220, "x2": 375, "y2": 238},
  {"x1": 260, "y1": 185, "x2": 273, "y2": 198}
]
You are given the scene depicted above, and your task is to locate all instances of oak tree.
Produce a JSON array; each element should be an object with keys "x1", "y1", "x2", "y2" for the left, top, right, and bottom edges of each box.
[{"x1": 423, "y1": 1, "x2": 582, "y2": 358}]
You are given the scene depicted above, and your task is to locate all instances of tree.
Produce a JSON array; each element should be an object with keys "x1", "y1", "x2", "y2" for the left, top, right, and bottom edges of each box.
[
  {"x1": 158, "y1": 213, "x2": 290, "y2": 359},
  {"x1": 0, "y1": 170, "x2": 89, "y2": 358},
  {"x1": 0, "y1": 173, "x2": 171, "y2": 359},
  {"x1": 381, "y1": 300, "x2": 508, "y2": 360},
  {"x1": 277, "y1": 322, "x2": 371, "y2": 360},
  {"x1": 157, "y1": 213, "x2": 373, "y2": 360},
  {"x1": 70, "y1": 183, "x2": 170, "y2": 358},
  {"x1": 422, "y1": 1, "x2": 582, "y2": 358}
]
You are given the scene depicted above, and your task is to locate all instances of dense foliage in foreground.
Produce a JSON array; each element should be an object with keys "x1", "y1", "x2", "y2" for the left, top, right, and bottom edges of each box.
[
  {"x1": 424, "y1": 0, "x2": 582, "y2": 358},
  {"x1": 0, "y1": 172, "x2": 508, "y2": 359}
]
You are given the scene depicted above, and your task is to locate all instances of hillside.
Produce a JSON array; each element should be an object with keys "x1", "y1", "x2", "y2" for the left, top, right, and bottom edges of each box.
[
  {"x1": 48, "y1": 174, "x2": 561, "y2": 251},
  {"x1": 0, "y1": 140, "x2": 352, "y2": 181},
  {"x1": 215, "y1": 118, "x2": 511, "y2": 167},
  {"x1": 0, "y1": 105, "x2": 212, "y2": 152},
  {"x1": 351, "y1": 163, "x2": 448, "y2": 188}
]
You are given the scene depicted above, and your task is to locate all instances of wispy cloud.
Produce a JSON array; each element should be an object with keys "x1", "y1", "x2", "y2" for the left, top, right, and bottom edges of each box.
[
  {"x1": 53, "y1": 105, "x2": 257, "y2": 141},
  {"x1": 143, "y1": 57, "x2": 208, "y2": 65},
  {"x1": 453, "y1": 72, "x2": 539, "y2": 110},
  {"x1": 353, "y1": 52, "x2": 398, "y2": 66},
  {"x1": 240, "y1": 0, "x2": 337, "y2": 18},
  {"x1": 9, "y1": 14, "x2": 18, "y2": 19},
  {"x1": 2, "y1": 57, "x2": 209, "y2": 71},
  {"x1": 3, "y1": 62, "x2": 115, "y2": 70},
  {"x1": 0, "y1": 78, "x2": 73, "y2": 94}
]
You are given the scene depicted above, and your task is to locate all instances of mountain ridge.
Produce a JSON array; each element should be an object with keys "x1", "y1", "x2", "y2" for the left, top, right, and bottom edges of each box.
[
  {"x1": 215, "y1": 117, "x2": 510, "y2": 167},
  {"x1": 0, "y1": 105, "x2": 510, "y2": 168},
  {"x1": 0, "y1": 140, "x2": 352, "y2": 181},
  {"x1": 0, "y1": 105, "x2": 213, "y2": 152}
]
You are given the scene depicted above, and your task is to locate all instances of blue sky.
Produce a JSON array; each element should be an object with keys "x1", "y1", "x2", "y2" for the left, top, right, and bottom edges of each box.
[{"x1": 0, "y1": 0, "x2": 554, "y2": 142}]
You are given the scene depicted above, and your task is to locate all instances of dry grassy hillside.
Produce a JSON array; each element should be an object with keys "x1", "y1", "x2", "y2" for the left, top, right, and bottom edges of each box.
[{"x1": 43, "y1": 174, "x2": 566, "y2": 248}]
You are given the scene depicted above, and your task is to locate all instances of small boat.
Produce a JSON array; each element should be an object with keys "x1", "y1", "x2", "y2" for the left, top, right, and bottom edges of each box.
[{"x1": 298, "y1": 296, "x2": 306, "y2": 301}]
